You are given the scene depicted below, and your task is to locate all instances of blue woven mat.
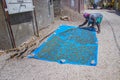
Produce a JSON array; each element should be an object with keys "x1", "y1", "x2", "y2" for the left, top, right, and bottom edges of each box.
[{"x1": 29, "y1": 25, "x2": 98, "y2": 66}]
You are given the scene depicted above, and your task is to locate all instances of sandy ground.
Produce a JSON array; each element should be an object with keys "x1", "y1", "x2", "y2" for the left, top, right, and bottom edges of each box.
[{"x1": 0, "y1": 10, "x2": 120, "y2": 80}]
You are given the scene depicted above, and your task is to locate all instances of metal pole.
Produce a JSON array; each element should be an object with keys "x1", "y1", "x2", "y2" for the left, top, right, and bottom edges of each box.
[
  {"x1": 32, "y1": 0, "x2": 39, "y2": 37},
  {"x1": 1, "y1": 0, "x2": 16, "y2": 48}
]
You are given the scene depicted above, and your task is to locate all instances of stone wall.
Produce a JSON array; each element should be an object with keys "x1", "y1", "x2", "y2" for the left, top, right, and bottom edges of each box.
[
  {"x1": 33, "y1": 0, "x2": 54, "y2": 30},
  {"x1": 53, "y1": 0, "x2": 61, "y2": 17},
  {"x1": 0, "y1": 1, "x2": 12, "y2": 49},
  {"x1": 0, "y1": 0, "x2": 54, "y2": 49}
]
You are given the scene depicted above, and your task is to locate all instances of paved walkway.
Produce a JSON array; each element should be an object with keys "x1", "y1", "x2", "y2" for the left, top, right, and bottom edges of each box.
[{"x1": 0, "y1": 10, "x2": 120, "y2": 80}]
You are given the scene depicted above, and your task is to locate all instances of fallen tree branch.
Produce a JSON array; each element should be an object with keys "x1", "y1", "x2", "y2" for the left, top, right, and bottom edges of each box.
[{"x1": 6, "y1": 30, "x2": 55, "y2": 60}]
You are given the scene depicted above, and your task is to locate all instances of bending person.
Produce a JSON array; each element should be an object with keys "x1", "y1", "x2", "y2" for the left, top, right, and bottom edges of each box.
[{"x1": 79, "y1": 13, "x2": 103, "y2": 33}]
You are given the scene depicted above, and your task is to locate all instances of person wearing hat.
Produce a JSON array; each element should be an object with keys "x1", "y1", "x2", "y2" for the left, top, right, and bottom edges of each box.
[{"x1": 79, "y1": 13, "x2": 103, "y2": 33}]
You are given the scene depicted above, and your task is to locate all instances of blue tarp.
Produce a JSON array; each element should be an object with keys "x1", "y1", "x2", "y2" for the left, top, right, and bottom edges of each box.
[{"x1": 29, "y1": 25, "x2": 98, "y2": 66}]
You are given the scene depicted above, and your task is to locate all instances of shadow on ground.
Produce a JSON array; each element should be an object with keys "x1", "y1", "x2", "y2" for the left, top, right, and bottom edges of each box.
[{"x1": 107, "y1": 10, "x2": 120, "y2": 16}]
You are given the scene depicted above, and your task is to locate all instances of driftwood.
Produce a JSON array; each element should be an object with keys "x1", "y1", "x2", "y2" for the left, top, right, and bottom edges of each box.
[
  {"x1": 8, "y1": 37, "x2": 37, "y2": 59},
  {"x1": 5, "y1": 31, "x2": 55, "y2": 60}
]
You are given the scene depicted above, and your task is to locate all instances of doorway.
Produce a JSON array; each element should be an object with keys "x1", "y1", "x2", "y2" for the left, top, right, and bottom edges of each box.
[{"x1": 53, "y1": 0, "x2": 61, "y2": 17}]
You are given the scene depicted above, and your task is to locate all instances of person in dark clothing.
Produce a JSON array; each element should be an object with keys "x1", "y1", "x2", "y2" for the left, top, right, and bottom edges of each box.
[{"x1": 93, "y1": 3, "x2": 97, "y2": 9}]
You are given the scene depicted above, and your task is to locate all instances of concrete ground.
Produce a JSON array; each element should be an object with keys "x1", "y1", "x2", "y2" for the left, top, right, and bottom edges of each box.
[{"x1": 0, "y1": 10, "x2": 120, "y2": 80}]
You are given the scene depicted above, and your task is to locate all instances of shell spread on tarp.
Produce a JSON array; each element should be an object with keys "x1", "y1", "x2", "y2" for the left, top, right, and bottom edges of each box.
[{"x1": 29, "y1": 25, "x2": 98, "y2": 66}]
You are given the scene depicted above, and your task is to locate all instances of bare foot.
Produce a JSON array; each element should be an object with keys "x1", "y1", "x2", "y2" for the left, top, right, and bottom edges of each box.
[
  {"x1": 97, "y1": 31, "x2": 100, "y2": 34},
  {"x1": 78, "y1": 25, "x2": 82, "y2": 27}
]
